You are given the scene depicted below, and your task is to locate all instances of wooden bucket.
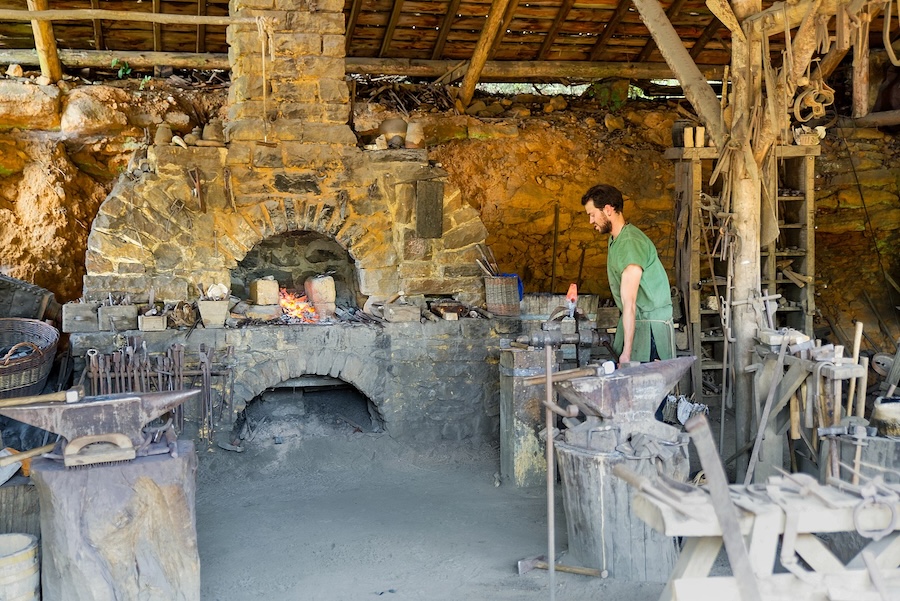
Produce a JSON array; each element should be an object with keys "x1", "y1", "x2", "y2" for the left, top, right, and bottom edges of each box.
[
  {"x1": 554, "y1": 440, "x2": 684, "y2": 582},
  {"x1": 0, "y1": 533, "x2": 40, "y2": 601}
]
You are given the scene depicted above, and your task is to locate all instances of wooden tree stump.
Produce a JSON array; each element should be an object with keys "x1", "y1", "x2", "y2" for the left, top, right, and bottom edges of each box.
[{"x1": 30, "y1": 441, "x2": 199, "y2": 601}]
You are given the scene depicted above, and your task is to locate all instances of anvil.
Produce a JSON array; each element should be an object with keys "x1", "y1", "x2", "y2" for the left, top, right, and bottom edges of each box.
[
  {"x1": 554, "y1": 356, "x2": 694, "y2": 419},
  {"x1": 0, "y1": 389, "x2": 200, "y2": 466}
]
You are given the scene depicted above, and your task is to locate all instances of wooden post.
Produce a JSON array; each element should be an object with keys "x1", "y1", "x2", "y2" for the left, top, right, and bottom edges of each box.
[
  {"x1": 851, "y1": 8, "x2": 871, "y2": 118},
  {"x1": 730, "y1": 0, "x2": 763, "y2": 481},
  {"x1": 458, "y1": 0, "x2": 513, "y2": 107},
  {"x1": 26, "y1": 0, "x2": 62, "y2": 82}
]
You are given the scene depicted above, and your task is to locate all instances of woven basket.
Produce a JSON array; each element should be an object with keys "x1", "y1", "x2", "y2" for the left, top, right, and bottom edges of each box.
[
  {"x1": 0, "y1": 318, "x2": 59, "y2": 399},
  {"x1": 485, "y1": 276, "x2": 520, "y2": 316}
]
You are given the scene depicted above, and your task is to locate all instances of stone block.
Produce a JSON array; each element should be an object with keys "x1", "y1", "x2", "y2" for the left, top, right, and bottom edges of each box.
[
  {"x1": 0, "y1": 81, "x2": 61, "y2": 131},
  {"x1": 315, "y1": 0, "x2": 345, "y2": 11},
  {"x1": 230, "y1": 0, "x2": 274, "y2": 10},
  {"x1": 442, "y1": 219, "x2": 488, "y2": 250},
  {"x1": 302, "y1": 123, "x2": 357, "y2": 144},
  {"x1": 274, "y1": 172, "x2": 322, "y2": 194},
  {"x1": 321, "y1": 35, "x2": 346, "y2": 57},
  {"x1": 270, "y1": 80, "x2": 318, "y2": 103},
  {"x1": 294, "y1": 56, "x2": 345, "y2": 79},
  {"x1": 284, "y1": 12, "x2": 345, "y2": 34},
  {"x1": 280, "y1": 102, "x2": 326, "y2": 121},
  {"x1": 318, "y1": 78, "x2": 349, "y2": 103},
  {"x1": 224, "y1": 118, "x2": 268, "y2": 142},
  {"x1": 282, "y1": 142, "x2": 343, "y2": 168},
  {"x1": 60, "y1": 87, "x2": 129, "y2": 135},
  {"x1": 271, "y1": 32, "x2": 322, "y2": 55},
  {"x1": 245, "y1": 304, "x2": 282, "y2": 320},
  {"x1": 357, "y1": 267, "x2": 399, "y2": 297},
  {"x1": 253, "y1": 145, "x2": 284, "y2": 168},
  {"x1": 467, "y1": 122, "x2": 519, "y2": 140},
  {"x1": 323, "y1": 103, "x2": 351, "y2": 123},
  {"x1": 250, "y1": 279, "x2": 280, "y2": 305}
]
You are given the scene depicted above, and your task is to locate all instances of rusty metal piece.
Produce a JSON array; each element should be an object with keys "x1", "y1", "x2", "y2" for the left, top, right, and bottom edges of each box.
[
  {"x1": 0, "y1": 389, "x2": 200, "y2": 467},
  {"x1": 554, "y1": 356, "x2": 694, "y2": 419}
]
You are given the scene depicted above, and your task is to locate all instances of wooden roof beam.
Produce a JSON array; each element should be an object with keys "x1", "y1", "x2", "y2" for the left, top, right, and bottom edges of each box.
[
  {"x1": 635, "y1": 0, "x2": 687, "y2": 62},
  {"x1": 379, "y1": 0, "x2": 406, "y2": 58},
  {"x1": 588, "y1": 0, "x2": 633, "y2": 62},
  {"x1": 431, "y1": 0, "x2": 461, "y2": 60},
  {"x1": 0, "y1": 49, "x2": 727, "y2": 81},
  {"x1": 196, "y1": 0, "x2": 207, "y2": 54},
  {"x1": 488, "y1": 0, "x2": 521, "y2": 59},
  {"x1": 345, "y1": 0, "x2": 364, "y2": 53},
  {"x1": 26, "y1": 0, "x2": 62, "y2": 82},
  {"x1": 630, "y1": 0, "x2": 725, "y2": 146},
  {"x1": 152, "y1": 0, "x2": 162, "y2": 52},
  {"x1": 458, "y1": 0, "x2": 514, "y2": 106},
  {"x1": 689, "y1": 19, "x2": 721, "y2": 59},
  {"x1": 744, "y1": 0, "x2": 839, "y2": 36},
  {"x1": 89, "y1": 0, "x2": 104, "y2": 51},
  {"x1": 537, "y1": 0, "x2": 576, "y2": 60}
]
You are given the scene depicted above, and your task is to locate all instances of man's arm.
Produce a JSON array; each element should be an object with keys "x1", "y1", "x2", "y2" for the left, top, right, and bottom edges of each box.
[{"x1": 619, "y1": 264, "x2": 643, "y2": 364}]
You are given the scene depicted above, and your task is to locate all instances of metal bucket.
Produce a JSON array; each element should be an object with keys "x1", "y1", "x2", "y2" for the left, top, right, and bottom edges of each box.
[
  {"x1": 0, "y1": 533, "x2": 40, "y2": 601},
  {"x1": 554, "y1": 439, "x2": 685, "y2": 582}
]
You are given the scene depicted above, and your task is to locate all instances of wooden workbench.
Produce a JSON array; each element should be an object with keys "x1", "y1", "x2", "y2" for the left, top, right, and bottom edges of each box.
[{"x1": 633, "y1": 481, "x2": 900, "y2": 600}]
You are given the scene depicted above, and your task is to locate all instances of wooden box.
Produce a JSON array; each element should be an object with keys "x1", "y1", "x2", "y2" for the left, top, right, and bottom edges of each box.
[
  {"x1": 61, "y1": 302, "x2": 99, "y2": 333},
  {"x1": 98, "y1": 305, "x2": 138, "y2": 331},
  {"x1": 250, "y1": 280, "x2": 280, "y2": 306}
]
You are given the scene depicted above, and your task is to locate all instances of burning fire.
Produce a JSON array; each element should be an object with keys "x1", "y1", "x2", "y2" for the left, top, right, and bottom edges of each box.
[{"x1": 279, "y1": 289, "x2": 318, "y2": 322}]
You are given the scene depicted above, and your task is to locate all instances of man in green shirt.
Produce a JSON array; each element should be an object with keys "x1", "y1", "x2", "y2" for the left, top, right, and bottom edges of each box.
[{"x1": 582, "y1": 184, "x2": 674, "y2": 364}]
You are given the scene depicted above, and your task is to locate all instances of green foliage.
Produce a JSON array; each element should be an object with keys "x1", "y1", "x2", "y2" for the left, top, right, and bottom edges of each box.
[
  {"x1": 111, "y1": 58, "x2": 132, "y2": 79},
  {"x1": 140, "y1": 75, "x2": 151, "y2": 91}
]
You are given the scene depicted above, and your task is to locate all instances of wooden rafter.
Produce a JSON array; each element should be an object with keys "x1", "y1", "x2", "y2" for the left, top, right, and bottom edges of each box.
[
  {"x1": 689, "y1": 18, "x2": 721, "y2": 59},
  {"x1": 25, "y1": 0, "x2": 62, "y2": 82},
  {"x1": 379, "y1": 0, "x2": 406, "y2": 58},
  {"x1": 458, "y1": 0, "x2": 513, "y2": 105},
  {"x1": 345, "y1": 0, "x2": 364, "y2": 53},
  {"x1": 152, "y1": 0, "x2": 162, "y2": 52},
  {"x1": 89, "y1": 0, "x2": 104, "y2": 51},
  {"x1": 745, "y1": 0, "x2": 839, "y2": 35},
  {"x1": 196, "y1": 0, "x2": 207, "y2": 54},
  {"x1": 635, "y1": 0, "x2": 688, "y2": 62},
  {"x1": 588, "y1": 0, "x2": 633, "y2": 62},
  {"x1": 488, "y1": 0, "x2": 521, "y2": 59},
  {"x1": 537, "y1": 0, "x2": 576, "y2": 60},
  {"x1": 431, "y1": 0, "x2": 461, "y2": 60}
]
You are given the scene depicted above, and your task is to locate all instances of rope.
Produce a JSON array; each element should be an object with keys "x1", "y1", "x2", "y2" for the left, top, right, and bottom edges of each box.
[{"x1": 884, "y1": 0, "x2": 900, "y2": 66}]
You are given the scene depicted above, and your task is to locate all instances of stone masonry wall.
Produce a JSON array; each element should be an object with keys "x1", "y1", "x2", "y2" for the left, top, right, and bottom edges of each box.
[{"x1": 82, "y1": 0, "x2": 489, "y2": 305}]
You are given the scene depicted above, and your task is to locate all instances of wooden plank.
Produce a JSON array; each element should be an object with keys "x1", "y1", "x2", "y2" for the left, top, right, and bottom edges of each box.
[
  {"x1": 658, "y1": 536, "x2": 723, "y2": 601},
  {"x1": 196, "y1": 0, "x2": 207, "y2": 53},
  {"x1": 488, "y1": 0, "x2": 521, "y2": 59},
  {"x1": 458, "y1": 0, "x2": 513, "y2": 106},
  {"x1": 430, "y1": 0, "x2": 461, "y2": 59},
  {"x1": 0, "y1": 478, "x2": 40, "y2": 538},
  {"x1": 793, "y1": 533, "x2": 846, "y2": 573},
  {"x1": 851, "y1": 8, "x2": 872, "y2": 118},
  {"x1": 0, "y1": 47, "x2": 230, "y2": 69},
  {"x1": 588, "y1": 0, "x2": 632, "y2": 61},
  {"x1": 152, "y1": 0, "x2": 161, "y2": 51},
  {"x1": 536, "y1": 0, "x2": 575, "y2": 59},
  {"x1": 379, "y1": 0, "x2": 406, "y2": 57},
  {"x1": 415, "y1": 180, "x2": 443, "y2": 239},
  {"x1": 0, "y1": 8, "x2": 251, "y2": 25},
  {"x1": 26, "y1": 0, "x2": 63, "y2": 82}
]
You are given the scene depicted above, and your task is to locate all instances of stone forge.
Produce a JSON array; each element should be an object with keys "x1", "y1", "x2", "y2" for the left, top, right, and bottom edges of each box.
[{"x1": 72, "y1": 0, "x2": 510, "y2": 443}]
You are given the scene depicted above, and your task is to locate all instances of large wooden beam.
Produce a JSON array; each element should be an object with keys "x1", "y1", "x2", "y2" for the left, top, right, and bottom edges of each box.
[
  {"x1": 537, "y1": 0, "x2": 575, "y2": 60},
  {"x1": 431, "y1": 0, "x2": 461, "y2": 60},
  {"x1": 152, "y1": 0, "x2": 162, "y2": 52},
  {"x1": 347, "y1": 57, "x2": 725, "y2": 80},
  {"x1": 0, "y1": 48, "x2": 727, "y2": 82},
  {"x1": 689, "y1": 19, "x2": 722, "y2": 59},
  {"x1": 89, "y1": 0, "x2": 104, "y2": 51},
  {"x1": 26, "y1": 0, "x2": 62, "y2": 82},
  {"x1": 0, "y1": 8, "x2": 250, "y2": 26},
  {"x1": 635, "y1": 0, "x2": 688, "y2": 62},
  {"x1": 744, "y1": 0, "x2": 839, "y2": 36},
  {"x1": 196, "y1": 0, "x2": 207, "y2": 54},
  {"x1": 630, "y1": 0, "x2": 725, "y2": 147},
  {"x1": 588, "y1": 0, "x2": 632, "y2": 62},
  {"x1": 379, "y1": 0, "x2": 405, "y2": 58},
  {"x1": 458, "y1": 0, "x2": 514, "y2": 106},
  {"x1": 852, "y1": 8, "x2": 873, "y2": 118},
  {"x1": 0, "y1": 48, "x2": 230, "y2": 70},
  {"x1": 838, "y1": 109, "x2": 900, "y2": 127}
]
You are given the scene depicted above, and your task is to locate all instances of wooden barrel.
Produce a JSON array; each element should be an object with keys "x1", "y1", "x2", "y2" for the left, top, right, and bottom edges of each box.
[
  {"x1": 555, "y1": 440, "x2": 685, "y2": 582},
  {"x1": 0, "y1": 533, "x2": 40, "y2": 601}
]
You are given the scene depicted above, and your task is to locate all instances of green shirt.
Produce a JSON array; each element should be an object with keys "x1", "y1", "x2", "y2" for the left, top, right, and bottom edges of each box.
[{"x1": 607, "y1": 223, "x2": 674, "y2": 362}]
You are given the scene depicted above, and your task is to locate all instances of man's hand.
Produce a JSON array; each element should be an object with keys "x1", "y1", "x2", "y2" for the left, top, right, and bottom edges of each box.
[{"x1": 619, "y1": 264, "x2": 643, "y2": 364}]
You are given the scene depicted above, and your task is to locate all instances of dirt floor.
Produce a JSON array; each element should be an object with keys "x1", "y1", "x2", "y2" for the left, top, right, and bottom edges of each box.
[{"x1": 194, "y1": 387, "x2": 677, "y2": 601}]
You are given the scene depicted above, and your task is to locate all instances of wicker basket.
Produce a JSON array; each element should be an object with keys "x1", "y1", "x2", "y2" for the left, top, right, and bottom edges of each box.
[
  {"x1": 0, "y1": 318, "x2": 59, "y2": 399},
  {"x1": 484, "y1": 276, "x2": 520, "y2": 316}
]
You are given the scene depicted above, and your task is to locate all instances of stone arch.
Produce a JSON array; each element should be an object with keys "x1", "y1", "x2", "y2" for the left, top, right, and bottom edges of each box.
[{"x1": 231, "y1": 347, "x2": 388, "y2": 423}]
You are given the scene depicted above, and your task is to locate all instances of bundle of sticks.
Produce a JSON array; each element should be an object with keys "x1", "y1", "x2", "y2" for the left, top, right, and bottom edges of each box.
[{"x1": 475, "y1": 243, "x2": 500, "y2": 277}]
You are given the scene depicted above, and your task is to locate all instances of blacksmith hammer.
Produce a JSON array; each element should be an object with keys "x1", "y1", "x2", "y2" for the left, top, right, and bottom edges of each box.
[{"x1": 517, "y1": 555, "x2": 601, "y2": 578}]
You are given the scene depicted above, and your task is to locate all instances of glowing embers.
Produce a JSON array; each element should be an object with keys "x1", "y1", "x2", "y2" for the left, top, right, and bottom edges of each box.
[{"x1": 279, "y1": 289, "x2": 318, "y2": 323}]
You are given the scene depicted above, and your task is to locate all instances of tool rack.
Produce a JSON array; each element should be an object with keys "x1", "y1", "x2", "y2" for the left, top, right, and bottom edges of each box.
[{"x1": 668, "y1": 145, "x2": 819, "y2": 407}]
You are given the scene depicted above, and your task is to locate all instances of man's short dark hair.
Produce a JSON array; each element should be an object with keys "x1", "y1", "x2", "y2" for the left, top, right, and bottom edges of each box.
[{"x1": 581, "y1": 184, "x2": 624, "y2": 213}]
